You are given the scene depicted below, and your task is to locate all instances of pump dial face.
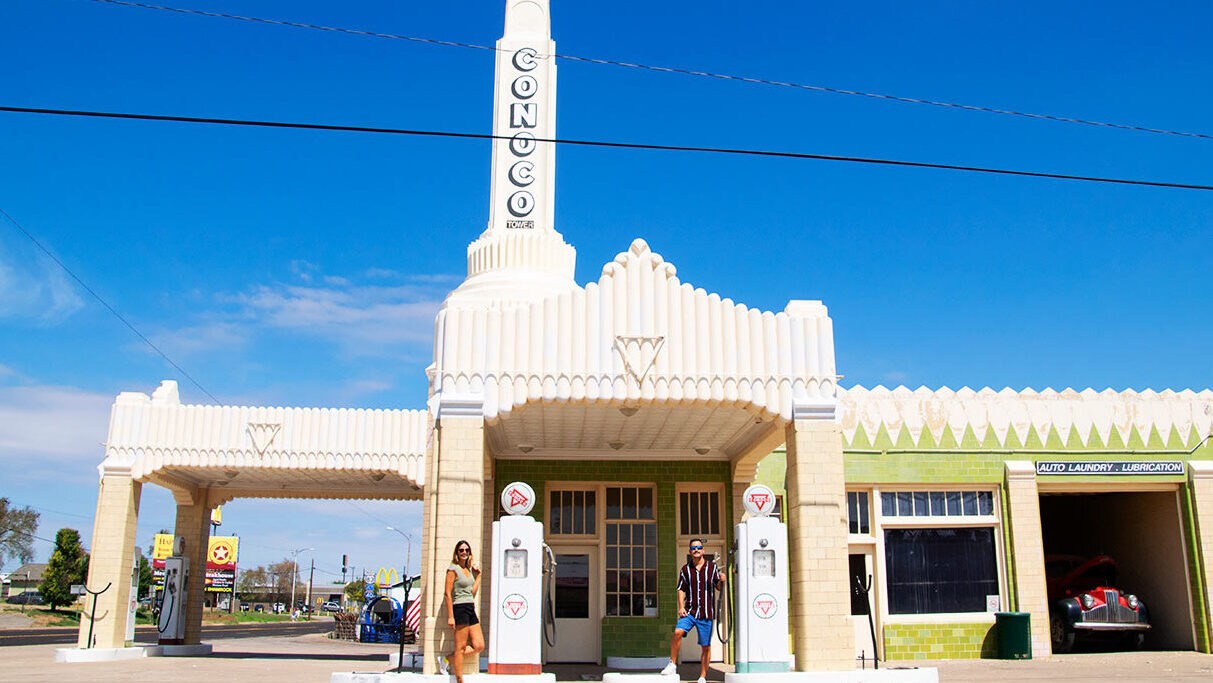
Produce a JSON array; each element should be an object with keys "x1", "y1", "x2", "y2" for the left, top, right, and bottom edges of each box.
[
  {"x1": 504, "y1": 549, "x2": 528, "y2": 578},
  {"x1": 752, "y1": 549, "x2": 775, "y2": 577}
]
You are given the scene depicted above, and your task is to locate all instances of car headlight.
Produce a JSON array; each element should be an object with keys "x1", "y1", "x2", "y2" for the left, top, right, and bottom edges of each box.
[
  {"x1": 1080, "y1": 594, "x2": 1095, "y2": 609},
  {"x1": 1126, "y1": 594, "x2": 1139, "y2": 609}
]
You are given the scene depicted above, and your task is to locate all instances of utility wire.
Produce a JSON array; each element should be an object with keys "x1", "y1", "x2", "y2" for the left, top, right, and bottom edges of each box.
[
  {"x1": 84, "y1": 0, "x2": 1213, "y2": 142},
  {"x1": 1, "y1": 526, "x2": 57, "y2": 545},
  {"x1": 3, "y1": 105, "x2": 1211, "y2": 192},
  {"x1": 0, "y1": 206, "x2": 220, "y2": 404}
]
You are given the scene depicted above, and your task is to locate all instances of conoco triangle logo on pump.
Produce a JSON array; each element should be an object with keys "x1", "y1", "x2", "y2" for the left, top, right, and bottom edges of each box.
[
  {"x1": 500, "y1": 481, "x2": 536, "y2": 515},
  {"x1": 503, "y1": 593, "x2": 529, "y2": 620},
  {"x1": 742, "y1": 484, "x2": 777, "y2": 517},
  {"x1": 753, "y1": 593, "x2": 778, "y2": 619}
]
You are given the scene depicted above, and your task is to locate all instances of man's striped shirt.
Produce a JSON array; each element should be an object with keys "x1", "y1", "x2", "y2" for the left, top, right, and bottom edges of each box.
[{"x1": 676, "y1": 559, "x2": 722, "y2": 620}]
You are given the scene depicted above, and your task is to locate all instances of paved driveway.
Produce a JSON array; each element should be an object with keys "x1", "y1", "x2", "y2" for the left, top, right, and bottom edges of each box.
[{"x1": 1, "y1": 635, "x2": 1210, "y2": 683}]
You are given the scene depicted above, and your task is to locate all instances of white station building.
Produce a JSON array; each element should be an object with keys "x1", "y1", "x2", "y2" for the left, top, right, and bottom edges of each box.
[{"x1": 75, "y1": 0, "x2": 1213, "y2": 670}]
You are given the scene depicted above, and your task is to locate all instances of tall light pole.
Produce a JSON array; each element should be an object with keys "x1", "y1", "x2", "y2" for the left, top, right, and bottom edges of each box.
[
  {"x1": 385, "y1": 526, "x2": 414, "y2": 576},
  {"x1": 289, "y1": 547, "x2": 314, "y2": 613}
]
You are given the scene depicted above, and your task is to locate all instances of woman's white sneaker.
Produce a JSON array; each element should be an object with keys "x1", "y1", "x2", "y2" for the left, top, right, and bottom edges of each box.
[{"x1": 660, "y1": 661, "x2": 677, "y2": 675}]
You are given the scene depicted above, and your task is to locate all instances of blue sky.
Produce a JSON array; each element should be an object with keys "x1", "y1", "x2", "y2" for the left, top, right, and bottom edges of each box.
[{"x1": 1, "y1": 1, "x2": 1210, "y2": 578}]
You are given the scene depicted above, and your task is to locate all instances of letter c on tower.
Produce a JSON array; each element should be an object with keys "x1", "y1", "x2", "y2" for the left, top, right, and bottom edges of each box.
[{"x1": 513, "y1": 48, "x2": 538, "y2": 72}]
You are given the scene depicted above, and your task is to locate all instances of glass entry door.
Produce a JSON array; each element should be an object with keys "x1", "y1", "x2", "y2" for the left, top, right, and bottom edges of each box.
[{"x1": 543, "y1": 548, "x2": 599, "y2": 663}]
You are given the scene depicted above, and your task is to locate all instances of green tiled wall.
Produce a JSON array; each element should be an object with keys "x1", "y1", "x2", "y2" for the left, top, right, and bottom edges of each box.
[
  {"x1": 493, "y1": 459, "x2": 732, "y2": 660},
  {"x1": 882, "y1": 622, "x2": 997, "y2": 660}
]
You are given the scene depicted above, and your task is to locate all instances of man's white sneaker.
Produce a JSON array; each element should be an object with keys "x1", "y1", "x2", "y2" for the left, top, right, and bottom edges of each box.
[
  {"x1": 438, "y1": 655, "x2": 450, "y2": 675},
  {"x1": 697, "y1": 677, "x2": 707, "y2": 683},
  {"x1": 660, "y1": 661, "x2": 677, "y2": 676}
]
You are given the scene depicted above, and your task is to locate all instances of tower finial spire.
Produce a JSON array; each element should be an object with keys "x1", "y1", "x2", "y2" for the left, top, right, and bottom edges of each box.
[{"x1": 456, "y1": 0, "x2": 575, "y2": 301}]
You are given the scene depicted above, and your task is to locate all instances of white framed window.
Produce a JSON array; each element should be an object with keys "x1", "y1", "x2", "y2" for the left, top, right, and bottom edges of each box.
[
  {"x1": 548, "y1": 488, "x2": 597, "y2": 536},
  {"x1": 605, "y1": 485, "x2": 657, "y2": 617},
  {"x1": 676, "y1": 485, "x2": 724, "y2": 538},
  {"x1": 873, "y1": 486, "x2": 1005, "y2": 622}
]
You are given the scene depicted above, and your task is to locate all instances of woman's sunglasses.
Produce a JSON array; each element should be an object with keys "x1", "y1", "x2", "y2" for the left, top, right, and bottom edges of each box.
[{"x1": 457, "y1": 548, "x2": 471, "y2": 554}]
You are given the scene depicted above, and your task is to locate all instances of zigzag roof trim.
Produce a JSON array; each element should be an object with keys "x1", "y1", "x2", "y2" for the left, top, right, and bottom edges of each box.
[{"x1": 838, "y1": 385, "x2": 1213, "y2": 449}]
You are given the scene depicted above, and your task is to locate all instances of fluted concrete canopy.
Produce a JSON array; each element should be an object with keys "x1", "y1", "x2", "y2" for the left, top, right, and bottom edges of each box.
[{"x1": 99, "y1": 380, "x2": 427, "y2": 503}]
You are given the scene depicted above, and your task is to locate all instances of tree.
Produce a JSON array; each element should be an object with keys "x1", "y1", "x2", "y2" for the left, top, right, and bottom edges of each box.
[
  {"x1": 137, "y1": 552, "x2": 153, "y2": 599},
  {"x1": 345, "y1": 578, "x2": 367, "y2": 604},
  {"x1": 268, "y1": 558, "x2": 297, "y2": 602},
  {"x1": 40, "y1": 528, "x2": 89, "y2": 611},
  {"x1": 237, "y1": 565, "x2": 268, "y2": 600},
  {"x1": 0, "y1": 498, "x2": 40, "y2": 570}
]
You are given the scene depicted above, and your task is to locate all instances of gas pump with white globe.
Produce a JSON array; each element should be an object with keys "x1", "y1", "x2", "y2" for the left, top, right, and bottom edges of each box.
[
  {"x1": 488, "y1": 481, "x2": 556, "y2": 674},
  {"x1": 733, "y1": 484, "x2": 790, "y2": 673}
]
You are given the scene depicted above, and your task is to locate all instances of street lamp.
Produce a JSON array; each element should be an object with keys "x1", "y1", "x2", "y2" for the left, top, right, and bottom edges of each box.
[
  {"x1": 289, "y1": 547, "x2": 314, "y2": 615},
  {"x1": 385, "y1": 526, "x2": 414, "y2": 575}
]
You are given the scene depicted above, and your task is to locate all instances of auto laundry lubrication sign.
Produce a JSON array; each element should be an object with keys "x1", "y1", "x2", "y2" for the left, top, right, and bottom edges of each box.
[
  {"x1": 152, "y1": 534, "x2": 240, "y2": 593},
  {"x1": 1035, "y1": 460, "x2": 1184, "y2": 475}
]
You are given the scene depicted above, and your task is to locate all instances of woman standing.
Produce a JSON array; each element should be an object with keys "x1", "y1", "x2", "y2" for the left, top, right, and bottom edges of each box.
[{"x1": 440, "y1": 540, "x2": 483, "y2": 679}]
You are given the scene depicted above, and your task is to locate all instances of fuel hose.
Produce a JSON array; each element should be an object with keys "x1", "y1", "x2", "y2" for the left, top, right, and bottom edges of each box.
[{"x1": 542, "y1": 545, "x2": 557, "y2": 646}]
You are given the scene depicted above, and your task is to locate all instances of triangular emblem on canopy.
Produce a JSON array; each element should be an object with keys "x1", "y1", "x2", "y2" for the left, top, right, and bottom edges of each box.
[
  {"x1": 246, "y1": 422, "x2": 282, "y2": 457},
  {"x1": 614, "y1": 335, "x2": 666, "y2": 385}
]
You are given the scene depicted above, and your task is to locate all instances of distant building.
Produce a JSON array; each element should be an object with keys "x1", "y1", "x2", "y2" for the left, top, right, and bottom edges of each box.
[{"x1": 2, "y1": 562, "x2": 47, "y2": 598}]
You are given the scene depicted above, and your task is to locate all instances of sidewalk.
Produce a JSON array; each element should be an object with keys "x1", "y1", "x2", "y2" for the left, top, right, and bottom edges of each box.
[{"x1": 1, "y1": 634, "x2": 1210, "y2": 683}]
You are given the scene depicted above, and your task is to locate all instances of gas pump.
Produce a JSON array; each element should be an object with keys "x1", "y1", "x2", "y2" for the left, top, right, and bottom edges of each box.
[
  {"x1": 733, "y1": 484, "x2": 790, "y2": 673},
  {"x1": 157, "y1": 536, "x2": 189, "y2": 645},
  {"x1": 488, "y1": 481, "x2": 556, "y2": 674}
]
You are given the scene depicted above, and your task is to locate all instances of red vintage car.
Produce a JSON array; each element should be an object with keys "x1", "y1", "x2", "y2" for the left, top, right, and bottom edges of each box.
[{"x1": 1045, "y1": 554, "x2": 1149, "y2": 653}]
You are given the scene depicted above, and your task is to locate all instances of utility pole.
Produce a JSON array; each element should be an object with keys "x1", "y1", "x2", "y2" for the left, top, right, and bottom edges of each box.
[
  {"x1": 289, "y1": 546, "x2": 314, "y2": 618},
  {"x1": 306, "y1": 559, "x2": 314, "y2": 621}
]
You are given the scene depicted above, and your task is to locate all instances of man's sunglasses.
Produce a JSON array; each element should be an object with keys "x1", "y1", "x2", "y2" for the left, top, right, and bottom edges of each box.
[{"x1": 689, "y1": 545, "x2": 703, "y2": 550}]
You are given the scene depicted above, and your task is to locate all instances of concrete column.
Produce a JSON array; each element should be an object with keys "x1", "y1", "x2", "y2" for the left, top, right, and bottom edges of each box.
[
  {"x1": 784, "y1": 404, "x2": 854, "y2": 670},
  {"x1": 171, "y1": 488, "x2": 212, "y2": 645},
  {"x1": 1188, "y1": 461, "x2": 1213, "y2": 653},
  {"x1": 1004, "y1": 461, "x2": 1051, "y2": 658},
  {"x1": 77, "y1": 472, "x2": 142, "y2": 648},
  {"x1": 421, "y1": 398, "x2": 487, "y2": 675}
]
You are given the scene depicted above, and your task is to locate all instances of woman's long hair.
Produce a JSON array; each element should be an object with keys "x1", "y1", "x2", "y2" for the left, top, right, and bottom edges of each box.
[{"x1": 450, "y1": 539, "x2": 473, "y2": 568}]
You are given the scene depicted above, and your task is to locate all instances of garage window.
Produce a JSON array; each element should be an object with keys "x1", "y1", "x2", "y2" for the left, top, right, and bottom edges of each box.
[{"x1": 885, "y1": 527, "x2": 999, "y2": 614}]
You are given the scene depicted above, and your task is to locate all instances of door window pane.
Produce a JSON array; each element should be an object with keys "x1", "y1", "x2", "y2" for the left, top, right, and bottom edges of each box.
[{"x1": 554, "y1": 554, "x2": 589, "y2": 618}]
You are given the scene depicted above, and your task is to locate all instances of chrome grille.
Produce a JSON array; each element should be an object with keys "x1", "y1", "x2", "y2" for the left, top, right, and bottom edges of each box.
[{"x1": 1104, "y1": 590, "x2": 1138, "y2": 624}]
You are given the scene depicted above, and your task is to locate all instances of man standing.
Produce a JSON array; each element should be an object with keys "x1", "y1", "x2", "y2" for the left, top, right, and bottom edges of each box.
[{"x1": 661, "y1": 538, "x2": 723, "y2": 683}]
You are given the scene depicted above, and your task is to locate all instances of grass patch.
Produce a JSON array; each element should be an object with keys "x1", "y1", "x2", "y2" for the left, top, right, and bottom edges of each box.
[{"x1": 202, "y1": 611, "x2": 296, "y2": 624}]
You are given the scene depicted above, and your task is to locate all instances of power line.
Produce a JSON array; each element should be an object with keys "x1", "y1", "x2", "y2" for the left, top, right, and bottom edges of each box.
[
  {"x1": 3, "y1": 105, "x2": 1211, "y2": 192},
  {"x1": 83, "y1": 0, "x2": 1213, "y2": 142},
  {"x1": 0, "y1": 206, "x2": 220, "y2": 404},
  {"x1": 1, "y1": 526, "x2": 57, "y2": 545}
]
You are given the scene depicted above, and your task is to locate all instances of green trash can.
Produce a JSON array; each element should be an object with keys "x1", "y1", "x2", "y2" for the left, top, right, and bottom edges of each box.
[{"x1": 995, "y1": 611, "x2": 1032, "y2": 659}]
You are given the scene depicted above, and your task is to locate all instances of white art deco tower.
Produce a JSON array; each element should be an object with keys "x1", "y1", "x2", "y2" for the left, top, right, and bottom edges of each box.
[{"x1": 453, "y1": 0, "x2": 576, "y2": 303}]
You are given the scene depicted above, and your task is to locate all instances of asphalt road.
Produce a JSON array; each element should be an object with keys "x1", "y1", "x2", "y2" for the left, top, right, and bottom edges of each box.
[{"x1": 0, "y1": 619, "x2": 333, "y2": 647}]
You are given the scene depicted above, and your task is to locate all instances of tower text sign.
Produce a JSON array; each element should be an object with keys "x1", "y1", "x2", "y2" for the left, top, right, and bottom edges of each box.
[{"x1": 1035, "y1": 461, "x2": 1184, "y2": 475}]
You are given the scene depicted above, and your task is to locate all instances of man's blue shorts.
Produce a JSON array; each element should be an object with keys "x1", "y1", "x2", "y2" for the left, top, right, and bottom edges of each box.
[{"x1": 675, "y1": 615, "x2": 713, "y2": 647}]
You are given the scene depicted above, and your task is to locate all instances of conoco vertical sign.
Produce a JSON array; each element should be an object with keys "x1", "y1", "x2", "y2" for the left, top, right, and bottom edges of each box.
[
  {"x1": 490, "y1": 0, "x2": 555, "y2": 234},
  {"x1": 504, "y1": 46, "x2": 539, "y2": 227}
]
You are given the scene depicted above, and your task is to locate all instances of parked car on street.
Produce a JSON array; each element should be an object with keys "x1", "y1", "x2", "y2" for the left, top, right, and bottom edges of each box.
[
  {"x1": 1046, "y1": 554, "x2": 1149, "y2": 652},
  {"x1": 5, "y1": 592, "x2": 44, "y2": 605},
  {"x1": 322, "y1": 600, "x2": 342, "y2": 612}
]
